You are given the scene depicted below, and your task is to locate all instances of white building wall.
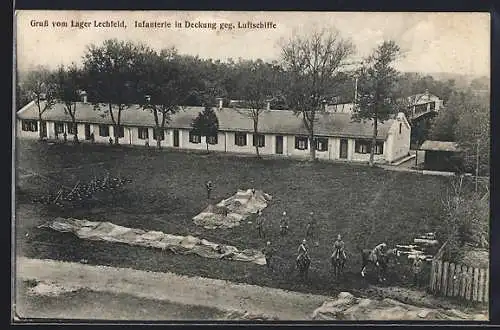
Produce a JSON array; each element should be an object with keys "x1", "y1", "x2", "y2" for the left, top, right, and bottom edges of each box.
[
  {"x1": 17, "y1": 119, "x2": 39, "y2": 139},
  {"x1": 224, "y1": 131, "x2": 274, "y2": 155}
]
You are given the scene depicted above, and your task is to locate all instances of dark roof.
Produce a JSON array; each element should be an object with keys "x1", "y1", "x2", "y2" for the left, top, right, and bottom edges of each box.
[
  {"x1": 420, "y1": 140, "x2": 461, "y2": 152},
  {"x1": 17, "y1": 101, "x2": 397, "y2": 139}
]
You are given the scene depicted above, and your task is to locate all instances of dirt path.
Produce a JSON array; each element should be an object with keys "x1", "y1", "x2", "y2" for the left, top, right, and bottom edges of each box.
[{"x1": 15, "y1": 257, "x2": 329, "y2": 320}]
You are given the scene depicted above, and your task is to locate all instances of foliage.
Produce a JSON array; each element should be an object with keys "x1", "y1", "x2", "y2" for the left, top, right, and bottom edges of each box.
[
  {"x1": 191, "y1": 106, "x2": 219, "y2": 153},
  {"x1": 429, "y1": 89, "x2": 489, "y2": 175},
  {"x1": 234, "y1": 59, "x2": 278, "y2": 158},
  {"x1": 352, "y1": 40, "x2": 401, "y2": 166},
  {"x1": 82, "y1": 39, "x2": 143, "y2": 144},
  {"x1": 54, "y1": 63, "x2": 83, "y2": 141},
  {"x1": 280, "y1": 28, "x2": 355, "y2": 161},
  {"x1": 439, "y1": 176, "x2": 489, "y2": 262},
  {"x1": 22, "y1": 66, "x2": 57, "y2": 140}
]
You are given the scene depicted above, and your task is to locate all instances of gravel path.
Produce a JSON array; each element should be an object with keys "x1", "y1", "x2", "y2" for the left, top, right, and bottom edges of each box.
[{"x1": 15, "y1": 257, "x2": 330, "y2": 320}]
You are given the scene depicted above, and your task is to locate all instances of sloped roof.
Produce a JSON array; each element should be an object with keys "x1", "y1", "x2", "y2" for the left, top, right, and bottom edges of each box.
[
  {"x1": 420, "y1": 140, "x2": 461, "y2": 152},
  {"x1": 17, "y1": 101, "x2": 396, "y2": 140}
]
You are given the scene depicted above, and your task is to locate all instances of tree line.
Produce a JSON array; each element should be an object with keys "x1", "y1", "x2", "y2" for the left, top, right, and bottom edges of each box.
[{"x1": 16, "y1": 29, "x2": 489, "y2": 169}]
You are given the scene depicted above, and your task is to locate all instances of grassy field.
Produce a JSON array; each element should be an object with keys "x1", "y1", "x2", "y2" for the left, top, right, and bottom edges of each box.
[{"x1": 15, "y1": 139, "x2": 453, "y2": 296}]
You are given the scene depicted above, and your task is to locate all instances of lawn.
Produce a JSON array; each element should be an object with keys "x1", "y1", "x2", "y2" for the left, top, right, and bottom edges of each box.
[{"x1": 15, "y1": 139, "x2": 452, "y2": 296}]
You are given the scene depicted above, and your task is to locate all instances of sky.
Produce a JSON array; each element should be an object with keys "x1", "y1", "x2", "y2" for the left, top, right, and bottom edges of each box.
[{"x1": 15, "y1": 11, "x2": 490, "y2": 77}]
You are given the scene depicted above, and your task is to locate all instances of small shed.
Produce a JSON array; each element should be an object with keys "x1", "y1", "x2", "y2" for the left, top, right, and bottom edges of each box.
[{"x1": 419, "y1": 140, "x2": 464, "y2": 172}]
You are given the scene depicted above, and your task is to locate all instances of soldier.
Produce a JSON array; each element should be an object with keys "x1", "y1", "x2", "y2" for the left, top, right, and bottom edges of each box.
[
  {"x1": 262, "y1": 241, "x2": 273, "y2": 269},
  {"x1": 109, "y1": 137, "x2": 113, "y2": 145},
  {"x1": 256, "y1": 210, "x2": 265, "y2": 238},
  {"x1": 297, "y1": 239, "x2": 310, "y2": 263},
  {"x1": 145, "y1": 139, "x2": 149, "y2": 148},
  {"x1": 280, "y1": 211, "x2": 289, "y2": 236},
  {"x1": 332, "y1": 234, "x2": 347, "y2": 260},
  {"x1": 412, "y1": 256, "x2": 424, "y2": 287},
  {"x1": 305, "y1": 211, "x2": 316, "y2": 239},
  {"x1": 370, "y1": 242, "x2": 387, "y2": 267},
  {"x1": 205, "y1": 180, "x2": 213, "y2": 200},
  {"x1": 90, "y1": 132, "x2": 95, "y2": 144},
  {"x1": 63, "y1": 131, "x2": 67, "y2": 143}
]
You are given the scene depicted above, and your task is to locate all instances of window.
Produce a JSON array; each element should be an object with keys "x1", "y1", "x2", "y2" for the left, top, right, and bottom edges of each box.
[
  {"x1": 67, "y1": 122, "x2": 78, "y2": 135},
  {"x1": 374, "y1": 142, "x2": 384, "y2": 155},
  {"x1": 207, "y1": 135, "x2": 218, "y2": 145},
  {"x1": 295, "y1": 136, "x2": 308, "y2": 150},
  {"x1": 153, "y1": 128, "x2": 165, "y2": 140},
  {"x1": 399, "y1": 123, "x2": 402, "y2": 134},
  {"x1": 21, "y1": 120, "x2": 38, "y2": 132},
  {"x1": 355, "y1": 140, "x2": 384, "y2": 155},
  {"x1": 54, "y1": 122, "x2": 64, "y2": 134},
  {"x1": 235, "y1": 132, "x2": 247, "y2": 146},
  {"x1": 115, "y1": 126, "x2": 124, "y2": 138},
  {"x1": 189, "y1": 131, "x2": 201, "y2": 144},
  {"x1": 138, "y1": 127, "x2": 149, "y2": 140},
  {"x1": 99, "y1": 124, "x2": 109, "y2": 137},
  {"x1": 315, "y1": 137, "x2": 328, "y2": 152},
  {"x1": 252, "y1": 134, "x2": 265, "y2": 147}
]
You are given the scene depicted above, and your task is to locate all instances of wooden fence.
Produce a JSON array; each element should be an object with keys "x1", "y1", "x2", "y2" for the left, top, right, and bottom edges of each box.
[{"x1": 429, "y1": 259, "x2": 489, "y2": 303}]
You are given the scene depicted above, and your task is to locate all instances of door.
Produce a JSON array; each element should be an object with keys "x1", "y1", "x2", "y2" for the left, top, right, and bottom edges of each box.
[
  {"x1": 40, "y1": 122, "x2": 47, "y2": 138},
  {"x1": 275, "y1": 135, "x2": 283, "y2": 154},
  {"x1": 85, "y1": 124, "x2": 91, "y2": 140},
  {"x1": 173, "y1": 129, "x2": 179, "y2": 147},
  {"x1": 339, "y1": 139, "x2": 348, "y2": 159}
]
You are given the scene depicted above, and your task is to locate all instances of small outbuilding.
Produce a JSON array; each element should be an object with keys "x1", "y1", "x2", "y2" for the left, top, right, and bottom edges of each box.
[{"x1": 419, "y1": 140, "x2": 464, "y2": 172}]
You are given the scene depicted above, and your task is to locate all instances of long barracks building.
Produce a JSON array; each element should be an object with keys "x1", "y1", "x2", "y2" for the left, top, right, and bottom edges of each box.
[{"x1": 16, "y1": 99, "x2": 411, "y2": 164}]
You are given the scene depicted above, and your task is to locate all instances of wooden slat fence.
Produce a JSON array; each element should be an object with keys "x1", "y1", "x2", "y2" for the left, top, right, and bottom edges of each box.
[{"x1": 429, "y1": 259, "x2": 488, "y2": 303}]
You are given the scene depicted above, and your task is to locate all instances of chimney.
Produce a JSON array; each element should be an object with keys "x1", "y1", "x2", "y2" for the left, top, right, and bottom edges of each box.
[
  {"x1": 80, "y1": 90, "x2": 88, "y2": 103},
  {"x1": 266, "y1": 101, "x2": 271, "y2": 111},
  {"x1": 424, "y1": 89, "x2": 430, "y2": 99},
  {"x1": 216, "y1": 98, "x2": 223, "y2": 109},
  {"x1": 397, "y1": 112, "x2": 405, "y2": 121}
]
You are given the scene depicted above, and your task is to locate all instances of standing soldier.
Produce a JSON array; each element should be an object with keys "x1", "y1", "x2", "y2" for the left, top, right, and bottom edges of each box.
[
  {"x1": 205, "y1": 180, "x2": 213, "y2": 200},
  {"x1": 262, "y1": 241, "x2": 273, "y2": 269},
  {"x1": 90, "y1": 132, "x2": 95, "y2": 144},
  {"x1": 256, "y1": 210, "x2": 265, "y2": 238},
  {"x1": 63, "y1": 131, "x2": 67, "y2": 143},
  {"x1": 109, "y1": 137, "x2": 113, "y2": 145},
  {"x1": 305, "y1": 211, "x2": 316, "y2": 240},
  {"x1": 412, "y1": 256, "x2": 424, "y2": 287},
  {"x1": 280, "y1": 211, "x2": 289, "y2": 236}
]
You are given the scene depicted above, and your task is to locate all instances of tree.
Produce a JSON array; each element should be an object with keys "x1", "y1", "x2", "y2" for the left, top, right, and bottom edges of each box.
[
  {"x1": 452, "y1": 90, "x2": 489, "y2": 175},
  {"x1": 54, "y1": 63, "x2": 82, "y2": 142},
  {"x1": 280, "y1": 28, "x2": 355, "y2": 161},
  {"x1": 235, "y1": 60, "x2": 277, "y2": 158},
  {"x1": 82, "y1": 39, "x2": 141, "y2": 145},
  {"x1": 22, "y1": 66, "x2": 57, "y2": 140},
  {"x1": 352, "y1": 40, "x2": 401, "y2": 167},
  {"x1": 191, "y1": 106, "x2": 219, "y2": 153},
  {"x1": 137, "y1": 47, "x2": 197, "y2": 149}
]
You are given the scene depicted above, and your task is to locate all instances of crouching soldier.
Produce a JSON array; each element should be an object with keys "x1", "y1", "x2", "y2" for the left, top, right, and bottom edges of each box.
[{"x1": 262, "y1": 241, "x2": 273, "y2": 270}]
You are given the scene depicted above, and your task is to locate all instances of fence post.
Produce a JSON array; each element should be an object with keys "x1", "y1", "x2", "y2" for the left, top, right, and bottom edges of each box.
[
  {"x1": 473, "y1": 267, "x2": 480, "y2": 301},
  {"x1": 478, "y1": 268, "x2": 486, "y2": 302},
  {"x1": 442, "y1": 261, "x2": 449, "y2": 296},
  {"x1": 453, "y1": 264, "x2": 460, "y2": 297},
  {"x1": 430, "y1": 260, "x2": 436, "y2": 291},
  {"x1": 484, "y1": 268, "x2": 489, "y2": 303},
  {"x1": 436, "y1": 260, "x2": 443, "y2": 292},
  {"x1": 466, "y1": 266, "x2": 474, "y2": 300},
  {"x1": 447, "y1": 263, "x2": 455, "y2": 296},
  {"x1": 459, "y1": 265, "x2": 467, "y2": 299}
]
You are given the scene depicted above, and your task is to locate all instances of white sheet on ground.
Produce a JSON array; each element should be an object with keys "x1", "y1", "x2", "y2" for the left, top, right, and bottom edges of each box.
[
  {"x1": 38, "y1": 217, "x2": 267, "y2": 265},
  {"x1": 193, "y1": 189, "x2": 272, "y2": 229}
]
